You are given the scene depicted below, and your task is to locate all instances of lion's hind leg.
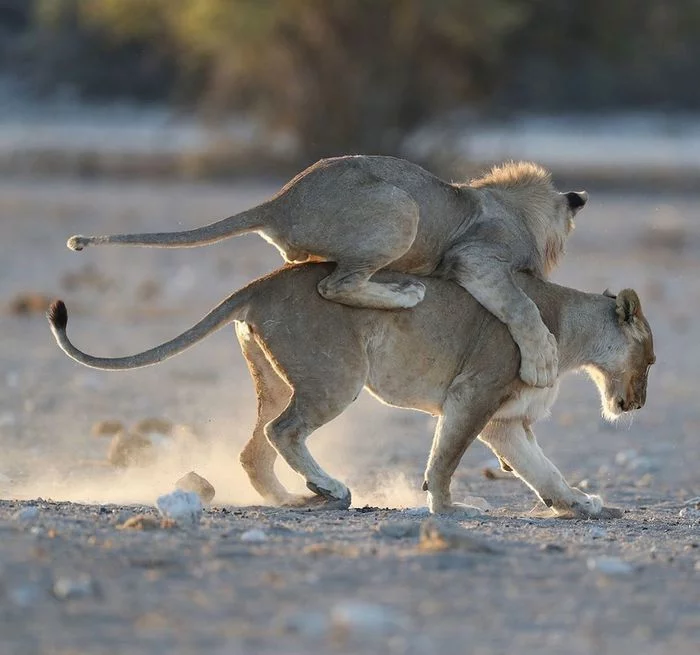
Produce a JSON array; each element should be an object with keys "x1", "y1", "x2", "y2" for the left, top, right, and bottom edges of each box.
[
  {"x1": 314, "y1": 185, "x2": 425, "y2": 310},
  {"x1": 479, "y1": 421, "x2": 620, "y2": 518}
]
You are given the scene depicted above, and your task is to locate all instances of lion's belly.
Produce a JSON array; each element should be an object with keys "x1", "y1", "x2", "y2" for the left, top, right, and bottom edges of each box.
[{"x1": 492, "y1": 383, "x2": 560, "y2": 423}]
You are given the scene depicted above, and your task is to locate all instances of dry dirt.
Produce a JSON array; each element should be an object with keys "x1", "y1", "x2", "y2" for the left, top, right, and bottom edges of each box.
[{"x1": 0, "y1": 178, "x2": 698, "y2": 654}]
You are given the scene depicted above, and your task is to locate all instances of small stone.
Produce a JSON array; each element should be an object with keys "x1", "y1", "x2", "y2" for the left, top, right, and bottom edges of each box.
[
  {"x1": 117, "y1": 515, "x2": 160, "y2": 531},
  {"x1": 175, "y1": 471, "x2": 216, "y2": 504},
  {"x1": 53, "y1": 574, "x2": 97, "y2": 600},
  {"x1": 418, "y1": 518, "x2": 498, "y2": 554},
  {"x1": 540, "y1": 543, "x2": 565, "y2": 553},
  {"x1": 586, "y1": 556, "x2": 635, "y2": 576},
  {"x1": 678, "y1": 507, "x2": 700, "y2": 521},
  {"x1": 156, "y1": 489, "x2": 203, "y2": 527},
  {"x1": 107, "y1": 431, "x2": 155, "y2": 468},
  {"x1": 330, "y1": 601, "x2": 406, "y2": 635},
  {"x1": 13, "y1": 506, "x2": 39, "y2": 522},
  {"x1": 376, "y1": 520, "x2": 420, "y2": 539},
  {"x1": 91, "y1": 419, "x2": 125, "y2": 438},
  {"x1": 240, "y1": 528, "x2": 267, "y2": 543}
]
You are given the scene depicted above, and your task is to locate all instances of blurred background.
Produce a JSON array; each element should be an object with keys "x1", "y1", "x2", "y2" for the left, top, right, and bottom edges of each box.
[
  {"x1": 0, "y1": 0, "x2": 698, "y2": 507},
  {"x1": 1, "y1": 0, "x2": 700, "y2": 181}
]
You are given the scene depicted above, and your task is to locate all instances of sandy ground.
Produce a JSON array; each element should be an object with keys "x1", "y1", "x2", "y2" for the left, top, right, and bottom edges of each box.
[{"x1": 0, "y1": 178, "x2": 699, "y2": 654}]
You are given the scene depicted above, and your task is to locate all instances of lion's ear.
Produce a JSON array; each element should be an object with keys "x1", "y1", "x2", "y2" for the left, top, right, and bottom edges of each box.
[
  {"x1": 565, "y1": 191, "x2": 588, "y2": 214},
  {"x1": 616, "y1": 289, "x2": 641, "y2": 324}
]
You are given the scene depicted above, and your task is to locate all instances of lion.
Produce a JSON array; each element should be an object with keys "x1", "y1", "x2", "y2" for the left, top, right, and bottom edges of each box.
[
  {"x1": 66, "y1": 156, "x2": 588, "y2": 388},
  {"x1": 47, "y1": 263, "x2": 654, "y2": 518}
]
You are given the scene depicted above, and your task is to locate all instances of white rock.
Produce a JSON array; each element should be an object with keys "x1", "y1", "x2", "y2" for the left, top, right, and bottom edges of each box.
[
  {"x1": 240, "y1": 528, "x2": 267, "y2": 543},
  {"x1": 586, "y1": 556, "x2": 635, "y2": 576},
  {"x1": 331, "y1": 601, "x2": 406, "y2": 635},
  {"x1": 13, "y1": 506, "x2": 39, "y2": 522},
  {"x1": 53, "y1": 574, "x2": 96, "y2": 600},
  {"x1": 156, "y1": 489, "x2": 203, "y2": 527}
]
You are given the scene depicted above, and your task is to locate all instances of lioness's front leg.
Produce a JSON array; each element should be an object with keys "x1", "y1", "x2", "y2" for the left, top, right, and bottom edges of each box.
[
  {"x1": 479, "y1": 421, "x2": 620, "y2": 518},
  {"x1": 453, "y1": 254, "x2": 557, "y2": 388},
  {"x1": 423, "y1": 378, "x2": 498, "y2": 514}
]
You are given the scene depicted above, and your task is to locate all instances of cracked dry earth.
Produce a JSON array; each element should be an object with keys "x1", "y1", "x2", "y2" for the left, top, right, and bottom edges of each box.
[{"x1": 0, "y1": 179, "x2": 699, "y2": 654}]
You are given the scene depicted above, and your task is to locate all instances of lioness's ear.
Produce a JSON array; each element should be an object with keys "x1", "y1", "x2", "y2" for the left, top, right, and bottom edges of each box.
[
  {"x1": 616, "y1": 289, "x2": 641, "y2": 324},
  {"x1": 565, "y1": 191, "x2": 588, "y2": 214}
]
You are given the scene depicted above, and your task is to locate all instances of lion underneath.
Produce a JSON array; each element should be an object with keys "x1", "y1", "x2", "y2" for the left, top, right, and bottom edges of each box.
[{"x1": 48, "y1": 264, "x2": 654, "y2": 518}]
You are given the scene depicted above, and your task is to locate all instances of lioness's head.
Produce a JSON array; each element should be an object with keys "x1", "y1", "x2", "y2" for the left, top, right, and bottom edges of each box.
[{"x1": 587, "y1": 289, "x2": 655, "y2": 420}]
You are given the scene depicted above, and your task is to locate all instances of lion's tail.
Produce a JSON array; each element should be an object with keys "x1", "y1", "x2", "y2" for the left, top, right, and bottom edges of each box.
[{"x1": 47, "y1": 287, "x2": 252, "y2": 371}]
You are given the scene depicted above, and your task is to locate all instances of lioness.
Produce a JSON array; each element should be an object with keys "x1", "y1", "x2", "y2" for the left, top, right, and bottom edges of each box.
[
  {"x1": 48, "y1": 264, "x2": 654, "y2": 518},
  {"x1": 66, "y1": 157, "x2": 587, "y2": 388}
]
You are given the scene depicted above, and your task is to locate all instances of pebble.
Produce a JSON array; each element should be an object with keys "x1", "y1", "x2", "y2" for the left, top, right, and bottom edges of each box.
[
  {"x1": 240, "y1": 528, "x2": 267, "y2": 543},
  {"x1": 53, "y1": 574, "x2": 97, "y2": 600},
  {"x1": 586, "y1": 556, "x2": 635, "y2": 576},
  {"x1": 376, "y1": 520, "x2": 421, "y2": 539},
  {"x1": 156, "y1": 490, "x2": 203, "y2": 527},
  {"x1": 678, "y1": 507, "x2": 700, "y2": 522},
  {"x1": 117, "y1": 515, "x2": 161, "y2": 531},
  {"x1": 540, "y1": 543, "x2": 566, "y2": 553},
  {"x1": 175, "y1": 471, "x2": 216, "y2": 504},
  {"x1": 13, "y1": 506, "x2": 39, "y2": 522},
  {"x1": 330, "y1": 601, "x2": 406, "y2": 636},
  {"x1": 418, "y1": 518, "x2": 499, "y2": 554}
]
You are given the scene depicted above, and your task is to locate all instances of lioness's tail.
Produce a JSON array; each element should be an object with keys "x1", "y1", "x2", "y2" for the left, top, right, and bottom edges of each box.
[
  {"x1": 67, "y1": 204, "x2": 267, "y2": 251},
  {"x1": 47, "y1": 287, "x2": 253, "y2": 370}
]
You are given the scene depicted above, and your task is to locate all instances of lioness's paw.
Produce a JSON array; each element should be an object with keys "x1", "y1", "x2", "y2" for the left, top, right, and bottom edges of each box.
[{"x1": 519, "y1": 330, "x2": 558, "y2": 388}]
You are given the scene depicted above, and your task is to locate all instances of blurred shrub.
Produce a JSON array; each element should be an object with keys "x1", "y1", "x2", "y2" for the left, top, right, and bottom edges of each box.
[{"x1": 34, "y1": 0, "x2": 531, "y2": 158}]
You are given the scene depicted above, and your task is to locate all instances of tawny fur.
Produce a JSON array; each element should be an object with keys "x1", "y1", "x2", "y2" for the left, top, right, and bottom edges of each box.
[
  {"x1": 66, "y1": 156, "x2": 588, "y2": 389},
  {"x1": 48, "y1": 264, "x2": 654, "y2": 517}
]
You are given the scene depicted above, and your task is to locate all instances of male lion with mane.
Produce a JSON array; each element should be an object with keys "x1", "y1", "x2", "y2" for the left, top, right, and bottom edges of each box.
[
  {"x1": 66, "y1": 156, "x2": 587, "y2": 388},
  {"x1": 48, "y1": 264, "x2": 654, "y2": 518}
]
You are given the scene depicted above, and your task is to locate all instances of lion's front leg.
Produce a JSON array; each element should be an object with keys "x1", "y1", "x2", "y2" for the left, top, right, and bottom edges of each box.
[
  {"x1": 452, "y1": 253, "x2": 558, "y2": 388},
  {"x1": 479, "y1": 420, "x2": 621, "y2": 518}
]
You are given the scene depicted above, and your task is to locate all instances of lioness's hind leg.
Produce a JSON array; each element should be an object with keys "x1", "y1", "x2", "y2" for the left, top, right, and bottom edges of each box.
[
  {"x1": 236, "y1": 323, "x2": 297, "y2": 505},
  {"x1": 264, "y1": 389, "x2": 361, "y2": 510}
]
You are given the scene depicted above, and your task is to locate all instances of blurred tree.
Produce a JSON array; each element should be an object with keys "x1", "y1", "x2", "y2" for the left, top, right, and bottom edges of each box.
[{"x1": 37, "y1": 0, "x2": 531, "y2": 158}]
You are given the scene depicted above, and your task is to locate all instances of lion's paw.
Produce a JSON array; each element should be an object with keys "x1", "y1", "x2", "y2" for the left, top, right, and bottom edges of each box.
[{"x1": 518, "y1": 329, "x2": 558, "y2": 388}]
